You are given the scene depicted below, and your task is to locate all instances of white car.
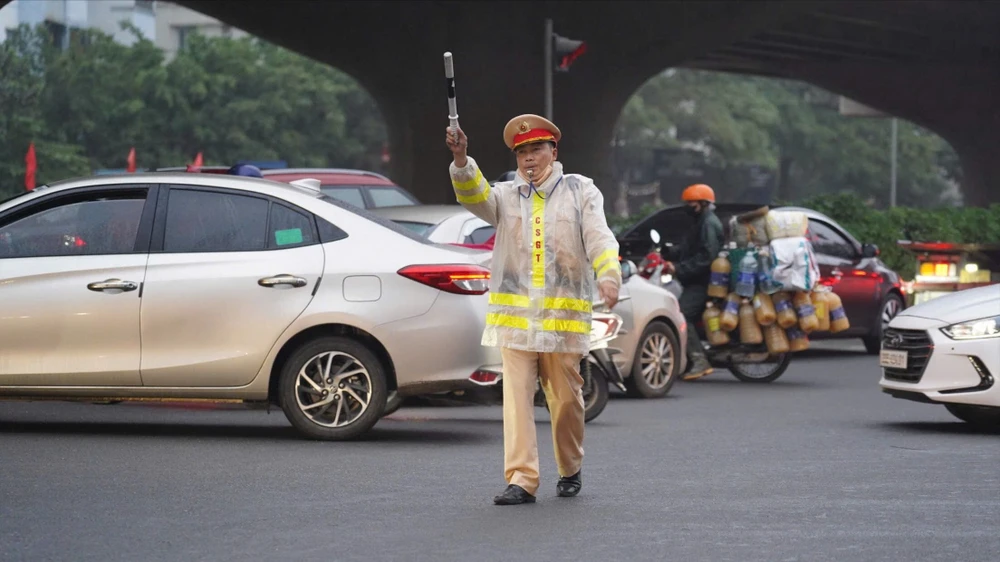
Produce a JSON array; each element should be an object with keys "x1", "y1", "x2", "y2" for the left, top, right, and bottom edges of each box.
[
  {"x1": 879, "y1": 285, "x2": 1000, "y2": 426},
  {"x1": 0, "y1": 173, "x2": 499, "y2": 440}
]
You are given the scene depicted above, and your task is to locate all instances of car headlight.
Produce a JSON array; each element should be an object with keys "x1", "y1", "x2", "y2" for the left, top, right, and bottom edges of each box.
[{"x1": 941, "y1": 315, "x2": 1000, "y2": 340}]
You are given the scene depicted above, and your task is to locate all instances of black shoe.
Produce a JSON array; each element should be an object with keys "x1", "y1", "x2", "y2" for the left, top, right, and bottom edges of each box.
[
  {"x1": 493, "y1": 484, "x2": 536, "y2": 505},
  {"x1": 682, "y1": 354, "x2": 714, "y2": 381},
  {"x1": 556, "y1": 471, "x2": 582, "y2": 497}
]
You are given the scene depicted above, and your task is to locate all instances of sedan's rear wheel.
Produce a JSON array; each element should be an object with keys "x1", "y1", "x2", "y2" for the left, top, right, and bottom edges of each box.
[
  {"x1": 278, "y1": 336, "x2": 387, "y2": 440},
  {"x1": 625, "y1": 321, "x2": 680, "y2": 398}
]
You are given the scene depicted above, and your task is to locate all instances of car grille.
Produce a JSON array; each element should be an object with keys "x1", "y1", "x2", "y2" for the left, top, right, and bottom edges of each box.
[{"x1": 882, "y1": 328, "x2": 934, "y2": 383}]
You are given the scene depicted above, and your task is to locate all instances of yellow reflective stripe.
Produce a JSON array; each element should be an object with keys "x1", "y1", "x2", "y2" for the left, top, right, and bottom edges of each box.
[
  {"x1": 488, "y1": 292, "x2": 531, "y2": 308},
  {"x1": 544, "y1": 297, "x2": 592, "y2": 313},
  {"x1": 486, "y1": 313, "x2": 530, "y2": 330},
  {"x1": 531, "y1": 194, "x2": 545, "y2": 289},
  {"x1": 486, "y1": 314, "x2": 590, "y2": 334},
  {"x1": 541, "y1": 318, "x2": 591, "y2": 334},
  {"x1": 592, "y1": 249, "x2": 618, "y2": 272},
  {"x1": 596, "y1": 260, "x2": 620, "y2": 279},
  {"x1": 452, "y1": 169, "x2": 485, "y2": 191},
  {"x1": 488, "y1": 292, "x2": 592, "y2": 313},
  {"x1": 456, "y1": 188, "x2": 490, "y2": 205}
]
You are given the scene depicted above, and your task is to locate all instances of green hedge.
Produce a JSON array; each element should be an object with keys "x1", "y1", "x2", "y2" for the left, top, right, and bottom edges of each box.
[{"x1": 607, "y1": 194, "x2": 1000, "y2": 279}]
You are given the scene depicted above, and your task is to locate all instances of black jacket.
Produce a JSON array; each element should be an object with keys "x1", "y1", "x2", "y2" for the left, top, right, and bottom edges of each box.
[{"x1": 666, "y1": 208, "x2": 724, "y2": 286}]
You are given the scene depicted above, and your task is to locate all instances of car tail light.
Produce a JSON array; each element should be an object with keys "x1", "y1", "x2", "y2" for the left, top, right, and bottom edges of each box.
[
  {"x1": 469, "y1": 370, "x2": 500, "y2": 385},
  {"x1": 398, "y1": 264, "x2": 491, "y2": 295}
]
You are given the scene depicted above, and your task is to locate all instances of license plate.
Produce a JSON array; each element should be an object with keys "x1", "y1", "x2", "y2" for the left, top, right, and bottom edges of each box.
[{"x1": 880, "y1": 349, "x2": 908, "y2": 369}]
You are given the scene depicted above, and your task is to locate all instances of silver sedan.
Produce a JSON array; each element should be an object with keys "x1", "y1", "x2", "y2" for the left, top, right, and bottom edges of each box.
[
  {"x1": 0, "y1": 173, "x2": 499, "y2": 440},
  {"x1": 372, "y1": 205, "x2": 688, "y2": 398}
]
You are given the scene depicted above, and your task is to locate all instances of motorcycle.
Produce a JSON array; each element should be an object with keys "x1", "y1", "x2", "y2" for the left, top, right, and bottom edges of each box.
[
  {"x1": 637, "y1": 229, "x2": 791, "y2": 383},
  {"x1": 533, "y1": 298, "x2": 629, "y2": 423}
]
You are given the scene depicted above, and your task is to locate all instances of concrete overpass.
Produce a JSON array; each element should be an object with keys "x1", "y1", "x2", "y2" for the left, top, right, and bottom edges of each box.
[{"x1": 18, "y1": 0, "x2": 1000, "y2": 206}]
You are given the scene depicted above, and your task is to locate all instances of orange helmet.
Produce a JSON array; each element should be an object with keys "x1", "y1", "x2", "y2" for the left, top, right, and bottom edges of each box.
[{"x1": 681, "y1": 184, "x2": 715, "y2": 203}]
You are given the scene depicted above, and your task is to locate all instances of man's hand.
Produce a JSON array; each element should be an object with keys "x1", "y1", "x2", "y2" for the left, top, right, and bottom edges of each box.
[
  {"x1": 445, "y1": 126, "x2": 469, "y2": 168},
  {"x1": 599, "y1": 280, "x2": 619, "y2": 309},
  {"x1": 664, "y1": 261, "x2": 676, "y2": 274}
]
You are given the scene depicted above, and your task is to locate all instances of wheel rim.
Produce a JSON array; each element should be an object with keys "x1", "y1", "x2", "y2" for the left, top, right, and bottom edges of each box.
[
  {"x1": 640, "y1": 332, "x2": 675, "y2": 389},
  {"x1": 295, "y1": 351, "x2": 373, "y2": 428},
  {"x1": 881, "y1": 298, "x2": 901, "y2": 334},
  {"x1": 732, "y1": 356, "x2": 785, "y2": 379}
]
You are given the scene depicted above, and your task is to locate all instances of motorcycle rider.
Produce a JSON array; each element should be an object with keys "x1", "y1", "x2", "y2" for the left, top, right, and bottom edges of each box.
[{"x1": 663, "y1": 184, "x2": 723, "y2": 381}]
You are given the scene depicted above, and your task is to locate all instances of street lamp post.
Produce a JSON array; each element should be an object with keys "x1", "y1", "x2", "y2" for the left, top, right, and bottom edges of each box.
[{"x1": 890, "y1": 117, "x2": 898, "y2": 208}]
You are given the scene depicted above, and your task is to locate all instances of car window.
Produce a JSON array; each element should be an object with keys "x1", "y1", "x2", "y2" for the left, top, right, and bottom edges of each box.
[
  {"x1": 163, "y1": 189, "x2": 268, "y2": 253},
  {"x1": 316, "y1": 194, "x2": 434, "y2": 246},
  {"x1": 0, "y1": 193, "x2": 145, "y2": 258},
  {"x1": 466, "y1": 226, "x2": 496, "y2": 244},
  {"x1": 321, "y1": 187, "x2": 366, "y2": 208},
  {"x1": 268, "y1": 203, "x2": 317, "y2": 249},
  {"x1": 392, "y1": 221, "x2": 434, "y2": 235},
  {"x1": 369, "y1": 187, "x2": 416, "y2": 208},
  {"x1": 807, "y1": 219, "x2": 856, "y2": 260}
]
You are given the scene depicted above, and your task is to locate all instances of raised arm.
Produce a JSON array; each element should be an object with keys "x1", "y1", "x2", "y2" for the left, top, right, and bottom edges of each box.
[{"x1": 447, "y1": 127, "x2": 499, "y2": 226}]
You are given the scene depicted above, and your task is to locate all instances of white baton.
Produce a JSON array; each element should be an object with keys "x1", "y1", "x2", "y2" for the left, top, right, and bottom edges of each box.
[{"x1": 443, "y1": 52, "x2": 460, "y2": 134}]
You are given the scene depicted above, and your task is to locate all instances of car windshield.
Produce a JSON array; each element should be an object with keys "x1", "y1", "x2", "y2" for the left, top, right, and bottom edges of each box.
[{"x1": 316, "y1": 194, "x2": 433, "y2": 245}]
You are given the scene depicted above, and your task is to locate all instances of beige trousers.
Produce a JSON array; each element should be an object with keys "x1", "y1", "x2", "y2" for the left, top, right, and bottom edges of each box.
[{"x1": 500, "y1": 347, "x2": 585, "y2": 496}]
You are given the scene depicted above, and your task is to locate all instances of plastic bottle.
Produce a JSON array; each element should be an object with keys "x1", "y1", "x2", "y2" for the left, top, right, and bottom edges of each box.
[
  {"x1": 739, "y1": 298, "x2": 763, "y2": 344},
  {"x1": 752, "y1": 292, "x2": 777, "y2": 326},
  {"x1": 793, "y1": 291, "x2": 819, "y2": 333},
  {"x1": 720, "y1": 293, "x2": 741, "y2": 332},
  {"x1": 764, "y1": 323, "x2": 790, "y2": 354},
  {"x1": 827, "y1": 291, "x2": 851, "y2": 333},
  {"x1": 787, "y1": 327, "x2": 810, "y2": 352},
  {"x1": 773, "y1": 292, "x2": 798, "y2": 329},
  {"x1": 735, "y1": 250, "x2": 758, "y2": 298},
  {"x1": 708, "y1": 252, "x2": 732, "y2": 298},
  {"x1": 756, "y1": 248, "x2": 780, "y2": 294},
  {"x1": 703, "y1": 302, "x2": 730, "y2": 346},
  {"x1": 811, "y1": 287, "x2": 831, "y2": 332}
]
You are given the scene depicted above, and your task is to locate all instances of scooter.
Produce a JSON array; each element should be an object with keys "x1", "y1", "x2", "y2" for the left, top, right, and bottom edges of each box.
[
  {"x1": 533, "y1": 298, "x2": 629, "y2": 423},
  {"x1": 637, "y1": 229, "x2": 791, "y2": 383}
]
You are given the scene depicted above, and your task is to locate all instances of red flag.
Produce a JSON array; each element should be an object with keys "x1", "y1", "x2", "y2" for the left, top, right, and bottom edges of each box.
[
  {"x1": 185, "y1": 151, "x2": 204, "y2": 172},
  {"x1": 126, "y1": 147, "x2": 136, "y2": 173},
  {"x1": 25, "y1": 143, "x2": 36, "y2": 191}
]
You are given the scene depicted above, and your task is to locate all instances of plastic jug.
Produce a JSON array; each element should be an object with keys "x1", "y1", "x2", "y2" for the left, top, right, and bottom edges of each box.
[
  {"x1": 752, "y1": 292, "x2": 777, "y2": 326},
  {"x1": 720, "y1": 293, "x2": 741, "y2": 332},
  {"x1": 787, "y1": 327, "x2": 810, "y2": 352},
  {"x1": 773, "y1": 292, "x2": 798, "y2": 329},
  {"x1": 828, "y1": 291, "x2": 851, "y2": 333},
  {"x1": 708, "y1": 252, "x2": 732, "y2": 298},
  {"x1": 735, "y1": 251, "x2": 758, "y2": 298},
  {"x1": 764, "y1": 323, "x2": 790, "y2": 354},
  {"x1": 739, "y1": 299, "x2": 763, "y2": 344},
  {"x1": 703, "y1": 302, "x2": 730, "y2": 346},
  {"x1": 811, "y1": 287, "x2": 831, "y2": 332},
  {"x1": 793, "y1": 291, "x2": 819, "y2": 333}
]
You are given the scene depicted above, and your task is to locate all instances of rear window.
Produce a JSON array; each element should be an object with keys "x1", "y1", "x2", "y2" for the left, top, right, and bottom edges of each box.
[
  {"x1": 392, "y1": 220, "x2": 434, "y2": 235},
  {"x1": 369, "y1": 187, "x2": 417, "y2": 207},
  {"x1": 317, "y1": 194, "x2": 434, "y2": 246},
  {"x1": 322, "y1": 186, "x2": 365, "y2": 208}
]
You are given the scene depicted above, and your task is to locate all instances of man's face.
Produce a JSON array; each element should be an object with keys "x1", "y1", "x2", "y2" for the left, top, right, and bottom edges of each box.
[{"x1": 514, "y1": 142, "x2": 557, "y2": 178}]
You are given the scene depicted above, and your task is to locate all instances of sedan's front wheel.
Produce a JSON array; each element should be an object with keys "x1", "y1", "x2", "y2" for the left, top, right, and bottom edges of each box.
[{"x1": 279, "y1": 336, "x2": 388, "y2": 440}]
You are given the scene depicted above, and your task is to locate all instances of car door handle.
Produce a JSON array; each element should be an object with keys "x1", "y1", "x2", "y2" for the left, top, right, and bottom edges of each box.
[
  {"x1": 258, "y1": 275, "x2": 308, "y2": 288},
  {"x1": 87, "y1": 279, "x2": 139, "y2": 292}
]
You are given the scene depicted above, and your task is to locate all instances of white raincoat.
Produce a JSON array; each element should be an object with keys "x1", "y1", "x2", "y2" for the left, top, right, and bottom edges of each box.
[{"x1": 450, "y1": 157, "x2": 622, "y2": 355}]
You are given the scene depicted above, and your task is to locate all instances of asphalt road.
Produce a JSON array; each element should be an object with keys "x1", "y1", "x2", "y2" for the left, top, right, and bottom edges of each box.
[{"x1": 2, "y1": 342, "x2": 998, "y2": 562}]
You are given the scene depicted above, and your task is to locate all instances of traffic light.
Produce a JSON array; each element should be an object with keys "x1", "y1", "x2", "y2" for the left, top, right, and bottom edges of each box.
[{"x1": 553, "y1": 33, "x2": 587, "y2": 72}]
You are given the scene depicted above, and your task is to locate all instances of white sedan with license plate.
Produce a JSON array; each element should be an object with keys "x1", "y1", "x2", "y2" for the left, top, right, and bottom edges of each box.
[{"x1": 879, "y1": 284, "x2": 1000, "y2": 426}]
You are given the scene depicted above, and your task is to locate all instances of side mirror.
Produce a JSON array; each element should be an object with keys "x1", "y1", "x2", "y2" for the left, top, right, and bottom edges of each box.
[
  {"x1": 622, "y1": 260, "x2": 637, "y2": 282},
  {"x1": 862, "y1": 243, "x2": 880, "y2": 258},
  {"x1": 650, "y1": 229, "x2": 661, "y2": 245}
]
